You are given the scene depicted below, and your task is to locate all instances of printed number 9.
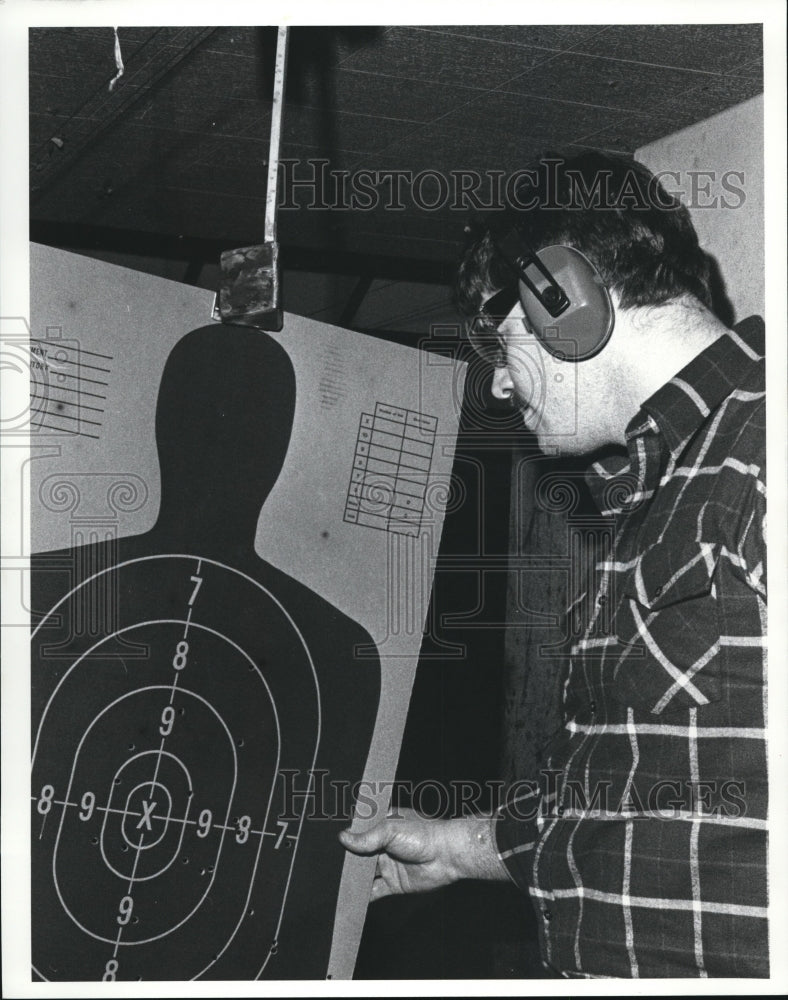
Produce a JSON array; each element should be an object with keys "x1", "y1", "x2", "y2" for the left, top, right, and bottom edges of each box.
[
  {"x1": 79, "y1": 791, "x2": 95, "y2": 821},
  {"x1": 159, "y1": 706, "x2": 175, "y2": 737},
  {"x1": 196, "y1": 808, "x2": 212, "y2": 838},
  {"x1": 117, "y1": 895, "x2": 134, "y2": 926}
]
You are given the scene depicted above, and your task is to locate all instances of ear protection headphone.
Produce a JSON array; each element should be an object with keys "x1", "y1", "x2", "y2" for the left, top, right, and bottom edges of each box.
[{"x1": 490, "y1": 224, "x2": 615, "y2": 362}]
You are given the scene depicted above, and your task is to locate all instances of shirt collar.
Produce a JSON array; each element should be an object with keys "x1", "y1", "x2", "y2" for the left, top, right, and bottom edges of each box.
[
  {"x1": 586, "y1": 315, "x2": 764, "y2": 512},
  {"x1": 637, "y1": 314, "x2": 764, "y2": 456}
]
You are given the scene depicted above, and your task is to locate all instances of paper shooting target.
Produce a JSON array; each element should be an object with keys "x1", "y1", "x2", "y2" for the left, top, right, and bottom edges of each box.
[
  {"x1": 30, "y1": 325, "x2": 382, "y2": 981},
  {"x1": 32, "y1": 554, "x2": 323, "y2": 981}
]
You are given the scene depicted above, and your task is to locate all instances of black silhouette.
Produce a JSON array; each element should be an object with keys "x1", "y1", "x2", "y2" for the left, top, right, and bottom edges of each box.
[{"x1": 31, "y1": 324, "x2": 382, "y2": 981}]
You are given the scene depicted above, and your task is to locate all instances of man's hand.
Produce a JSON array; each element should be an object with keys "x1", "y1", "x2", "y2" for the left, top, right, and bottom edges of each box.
[{"x1": 338, "y1": 808, "x2": 508, "y2": 899}]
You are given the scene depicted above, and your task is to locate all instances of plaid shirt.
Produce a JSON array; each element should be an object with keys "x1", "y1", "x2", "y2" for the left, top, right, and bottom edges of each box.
[{"x1": 495, "y1": 317, "x2": 767, "y2": 978}]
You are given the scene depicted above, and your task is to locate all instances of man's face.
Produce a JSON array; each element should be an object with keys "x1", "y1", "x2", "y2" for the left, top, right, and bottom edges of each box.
[{"x1": 487, "y1": 296, "x2": 615, "y2": 455}]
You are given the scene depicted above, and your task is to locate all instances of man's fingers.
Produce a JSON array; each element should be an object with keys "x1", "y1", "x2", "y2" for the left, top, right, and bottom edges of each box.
[
  {"x1": 338, "y1": 822, "x2": 392, "y2": 855},
  {"x1": 370, "y1": 876, "x2": 394, "y2": 900}
]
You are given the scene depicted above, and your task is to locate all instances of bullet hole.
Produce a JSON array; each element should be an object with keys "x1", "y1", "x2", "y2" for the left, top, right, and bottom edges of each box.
[
  {"x1": 321, "y1": 530, "x2": 329, "y2": 539},
  {"x1": 121, "y1": 844, "x2": 129, "y2": 853},
  {"x1": 182, "y1": 856, "x2": 190, "y2": 864},
  {"x1": 114, "y1": 777, "x2": 122, "y2": 784},
  {"x1": 132, "y1": 916, "x2": 139, "y2": 924},
  {"x1": 90, "y1": 836, "x2": 99, "y2": 845},
  {"x1": 128, "y1": 743, "x2": 135, "y2": 751},
  {"x1": 178, "y1": 707, "x2": 186, "y2": 715},
  {"x1": 56, "y1": 402, "x2": 64, "y2": 411},
  {"x1": 236, "y1": 737, "x2": 245, "y2": 748}
]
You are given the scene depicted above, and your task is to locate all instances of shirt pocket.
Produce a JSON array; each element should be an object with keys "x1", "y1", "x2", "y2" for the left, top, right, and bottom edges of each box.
[{"x1": 611, "y1": 541, "x2": 722, "y2": 715}]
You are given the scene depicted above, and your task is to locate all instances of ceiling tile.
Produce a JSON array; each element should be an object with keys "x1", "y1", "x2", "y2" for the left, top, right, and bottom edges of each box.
[
  {"x1": 669, "y1": 74, "x2": 764, "y2": 119},
  {"x1": 29, "y1": 27, "x2": 152, "y2": 78},
  {"x1": 128, "y1": 94, "x2": 266, "y2": 136},
  {"x1": 435, "y1": 89, "x2": 623, "y2": 143},
  {"x1": 569, "y1": 23, "x2": 763, "y2": 74},
  {"x1": 28, "y1": 24, "x2": 765, "y2": 267},
  {"x1": 504, "y1": 51, "x2": 721, "y2": 113},
  {"x1": 197, "y1": 25, "x2": 268, "y2": 59},
  {"x1": 421, "y1": 24, "x2": 608, "y2": 51},
  {"x1": 573, "y1": 114, "x2": 687, "y2": 153},
  {"x1": 29, "y1": 111, "x2": 90, "y2": 153},
  {"x1": 360, "y1": 128, "x2": 573, "y2": 202},
  {"x1": 726, "y1": 56, "x2": 763, "y2": 80},
  {"x1": 291, "y1": 26, "x2": 387, "y2": 67},
  {"x1": 281, "y1": 104, "x2": 416, "y2": 154},
  {"x1": 340, "y1": 25, "x2": 553, "y2": 89},
  {"x1": 142, "y1": 46, "x2": 270, "y2": 104},
  {"x1": 40, "y1": 26, "x2": 161, "y2": 45},
  {"x1": 286, "y1": 68, "x2": 475, "y2": 124}
]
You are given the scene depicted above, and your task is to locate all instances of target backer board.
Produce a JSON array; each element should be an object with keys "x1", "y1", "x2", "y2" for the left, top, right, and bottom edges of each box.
[{"x1": 25, "y1": 243, "x2": 467, "y2": 982}]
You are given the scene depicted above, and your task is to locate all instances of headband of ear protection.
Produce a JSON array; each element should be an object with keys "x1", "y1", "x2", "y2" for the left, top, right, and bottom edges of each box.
[{"x1": 492, "y1": 224, "x2": 615, "y2": 362}]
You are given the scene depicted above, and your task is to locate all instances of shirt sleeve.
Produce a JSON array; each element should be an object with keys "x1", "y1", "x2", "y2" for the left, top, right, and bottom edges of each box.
[
  {"x1": 493, "y1": 778, "x2": 543, "y2": 889},
  {"x1": 738, "y1": 471, "x2": 766, "y2": 598}
]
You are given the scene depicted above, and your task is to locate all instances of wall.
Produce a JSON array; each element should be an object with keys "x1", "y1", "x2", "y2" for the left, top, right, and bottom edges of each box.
[{"x1": 636, "y1": 94, "x2": 764, "y2": 323}]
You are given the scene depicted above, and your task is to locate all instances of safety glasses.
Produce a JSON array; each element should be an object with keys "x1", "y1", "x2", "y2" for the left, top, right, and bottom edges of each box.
[{"x1": 466, "y1": 284, "x2": 521, "y2": 366}]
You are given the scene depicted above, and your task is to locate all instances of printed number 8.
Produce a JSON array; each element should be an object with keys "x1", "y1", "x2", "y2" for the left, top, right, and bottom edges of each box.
[{"x1": 172, "y1": 640, "x2": 189, "y2": 671}]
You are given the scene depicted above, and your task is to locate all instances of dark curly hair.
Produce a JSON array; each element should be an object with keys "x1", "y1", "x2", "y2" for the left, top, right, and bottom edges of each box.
[{"x1": 456, "y1": 150, "x2": 712, "y2": 317}]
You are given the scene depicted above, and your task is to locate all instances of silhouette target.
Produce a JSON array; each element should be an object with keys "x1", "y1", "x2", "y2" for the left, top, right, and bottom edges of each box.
[{"x1": 31, "y1": 325, "x2": 382, "y2": 981}]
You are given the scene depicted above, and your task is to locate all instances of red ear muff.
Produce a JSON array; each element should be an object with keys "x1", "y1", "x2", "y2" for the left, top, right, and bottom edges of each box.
[{"x1": 517, "y1": 245, "x2": 614, "y2": 362}]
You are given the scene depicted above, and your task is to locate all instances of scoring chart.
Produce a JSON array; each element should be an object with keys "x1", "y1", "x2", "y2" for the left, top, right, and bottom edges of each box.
[{"x1": 31, "y1": 554, "x2": 321, "y2": 982}]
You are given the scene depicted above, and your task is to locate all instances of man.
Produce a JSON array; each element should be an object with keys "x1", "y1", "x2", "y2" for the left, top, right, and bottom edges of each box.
[{"x1": 340, "y1": 151, "x2": 767, "y2": 978}]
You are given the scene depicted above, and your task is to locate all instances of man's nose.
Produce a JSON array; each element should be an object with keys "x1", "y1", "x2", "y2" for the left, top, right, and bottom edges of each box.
[{"x1": 491, "y1": 364, "x2": 514, "y2": 401}]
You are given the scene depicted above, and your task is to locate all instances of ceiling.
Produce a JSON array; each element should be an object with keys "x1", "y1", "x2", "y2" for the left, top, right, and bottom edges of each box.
[{"x1": 29, "y1": 23, "x2": 763, "y2": 282}]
